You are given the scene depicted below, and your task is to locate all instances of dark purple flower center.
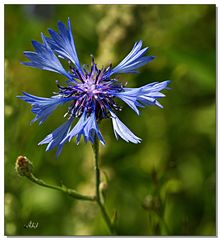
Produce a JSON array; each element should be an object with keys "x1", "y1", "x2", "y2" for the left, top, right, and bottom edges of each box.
[{"x1": 57, "y1": 57, "x2": 123, "y2": 121}]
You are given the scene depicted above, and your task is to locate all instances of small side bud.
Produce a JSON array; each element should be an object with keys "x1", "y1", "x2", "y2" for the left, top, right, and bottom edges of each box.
[{"x1": 15, "y1": 156, "x2": 33, "y2": 177}]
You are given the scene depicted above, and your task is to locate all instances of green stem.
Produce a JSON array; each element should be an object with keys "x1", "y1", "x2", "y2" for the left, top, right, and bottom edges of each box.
[
  {"x1": 26, "y1": 173, "x2": 96, "y2": 202},
  {"x1": 92, "y1": 137, "x2": 100, "y2": 202},
  {"x1": 159, "y1": 214, "x2": 170, "y2": 235},
  {"x1": 92, "y1": 137, "x2": 117, "y2": 235}
]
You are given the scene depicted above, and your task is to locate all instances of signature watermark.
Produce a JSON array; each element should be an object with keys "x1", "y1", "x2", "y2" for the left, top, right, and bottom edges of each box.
[{"x1": 24, "y1": 220, "x2": 39, "y2": 229}]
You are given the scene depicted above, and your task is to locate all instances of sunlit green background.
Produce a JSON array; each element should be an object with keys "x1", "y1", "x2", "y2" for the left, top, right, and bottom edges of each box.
[{"x1": 5, "y1": 4, "x2": 216, "y2": 236}]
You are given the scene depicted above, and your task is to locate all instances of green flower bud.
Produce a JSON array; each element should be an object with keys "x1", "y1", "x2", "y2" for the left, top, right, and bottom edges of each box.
[{"x1": 15, "y1": 156, "x2": 33, "y2": 177}]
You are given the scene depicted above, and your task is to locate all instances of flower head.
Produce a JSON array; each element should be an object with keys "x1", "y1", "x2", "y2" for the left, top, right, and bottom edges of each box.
[{"x1": 18, "y1": 18, "x2": 170, "y2": 157}]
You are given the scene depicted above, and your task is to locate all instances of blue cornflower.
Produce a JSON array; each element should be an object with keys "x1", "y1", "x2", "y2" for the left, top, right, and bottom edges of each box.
[{"x1": 18, "y1": 18, "x2": 170, "y2": 157}]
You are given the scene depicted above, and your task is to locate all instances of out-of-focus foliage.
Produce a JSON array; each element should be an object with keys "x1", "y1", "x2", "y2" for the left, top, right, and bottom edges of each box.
[{"x1": 5, "y1": 4, "x2": 215, "y2": 236}]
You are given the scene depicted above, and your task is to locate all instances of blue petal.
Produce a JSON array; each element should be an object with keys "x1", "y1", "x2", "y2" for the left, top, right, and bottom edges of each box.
[
  {"x1": 61, "y1": 111, "x2": 105, "y2": 145},
  {"x1": 47, "y1": 18, "x2": 81, "y2": 72},
  {"x1": 22, "y1": 33, "x2": 71, "y2": 79},
  {"x1": 38, "y1": 117, "x2": 74, "y2": 157},
  {"x1": 61, "y1": 111, "x2": 87, "y2": 143},
  {"x1": 141, "y1": 80, "x2": 171, "y2": 93},
  {"x1": 110, "y1": 111, "x2": 141, "y2": 144},
  {"x1": 113, "y1": 80, "x2": 170, "y2": 114},
  {"x1": 138, "y1": 80, "x2": 171, "y2": 108},
  {"x1": 110, "y1": 41, "x2": 155, "y2": 75},
  {"x1": 83, "y1": 112, "x2": 105, "y2": 145},
  {"x1": 111, "y1": 88, "x2": 142, "y2": 115},
  {"x1": 17, "y1": 92, "x2": 73, "y2": 124}
]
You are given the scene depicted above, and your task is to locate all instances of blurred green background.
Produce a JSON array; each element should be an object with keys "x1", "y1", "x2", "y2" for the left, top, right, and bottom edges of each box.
[{"x1": 5, "y1": 4, "x2": 216, "y2": 236}]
